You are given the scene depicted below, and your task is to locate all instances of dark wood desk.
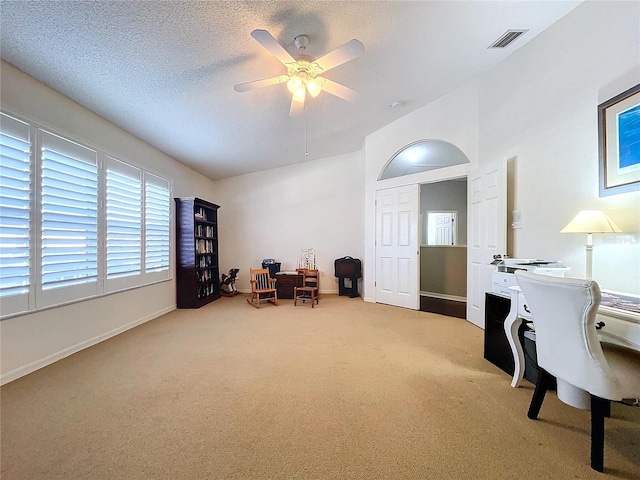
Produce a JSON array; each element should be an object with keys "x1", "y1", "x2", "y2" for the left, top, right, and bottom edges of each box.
[{"x1": 275, "y1": 272, "x2": 303, "y2": 299}]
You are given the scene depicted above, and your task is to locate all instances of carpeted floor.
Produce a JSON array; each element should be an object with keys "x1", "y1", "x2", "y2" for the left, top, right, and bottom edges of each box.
[{"x1": 1, "y1": 294, "x2": 639, "y2": 479}]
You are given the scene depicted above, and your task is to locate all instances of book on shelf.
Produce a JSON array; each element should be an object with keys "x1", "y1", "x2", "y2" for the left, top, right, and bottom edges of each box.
[{"x1": 195, "y1": 207, "x2": 208, "y2": 221}]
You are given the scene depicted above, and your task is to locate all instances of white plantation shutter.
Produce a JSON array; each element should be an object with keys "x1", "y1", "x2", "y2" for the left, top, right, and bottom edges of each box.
[
  {"x1": 0, "y1": 113, "x2": 32, "y2": 314},
  {"x1": 0, "y1": 111, "x2": 174, "y2": 319},
  {"x1": 144, "y1": 174, "x2": 170, "y2": 278},
  {"x1": 39, "y1": 130, "x2": 98, "y2": 305},
  {"x1": 106, "y1": 157, "x2": 142, "y2": 289}
]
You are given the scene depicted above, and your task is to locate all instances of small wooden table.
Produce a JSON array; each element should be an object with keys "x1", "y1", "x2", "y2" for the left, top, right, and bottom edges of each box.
[{"x1": 275, "y1": 272, "x2": 303, "y2": 299}]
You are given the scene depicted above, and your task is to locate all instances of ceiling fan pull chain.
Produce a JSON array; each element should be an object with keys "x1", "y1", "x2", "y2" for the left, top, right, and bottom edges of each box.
[{"x1": 305, "y1": 103, "x2": 309, "y2": 157}]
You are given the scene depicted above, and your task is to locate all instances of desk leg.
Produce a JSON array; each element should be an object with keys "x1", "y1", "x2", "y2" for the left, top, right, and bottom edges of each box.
[{"x1": 504, "y1": 290, "x2": 525, "y2": 388}]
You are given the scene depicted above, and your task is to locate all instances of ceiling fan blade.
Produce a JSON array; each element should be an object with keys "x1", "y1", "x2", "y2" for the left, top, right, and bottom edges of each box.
[
  {"x1": 251, "y1": 29, "x2": 296, "y2": 65},
  {"x1": 233, "y1": 75, "x2": 288, "y2": 92},
  {"x1": 289, "y1": 90, "x2": 306, "y2": 117},
  {"x1": 314, "y1": 39, "x2": 364, "y2": 72},
  {"x1": 320, "y1": 78, "x2": 360, "y2": 103}
]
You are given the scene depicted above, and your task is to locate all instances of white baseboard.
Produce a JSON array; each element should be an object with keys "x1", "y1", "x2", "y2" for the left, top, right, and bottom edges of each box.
[
  {"x1": 420, "y1": 291, "x2": 466, "y2": 303},
  {"x1": 0, "y1": 304, "x2": 176, "y2": 385},
  {"x1": 238, "y1": 289, "x2": 338, "y2": 295}
]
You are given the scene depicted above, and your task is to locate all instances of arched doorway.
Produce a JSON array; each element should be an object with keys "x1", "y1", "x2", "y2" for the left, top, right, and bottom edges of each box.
[{"x1": 375, "y1": 140, "x2": 470, "y2": 314}]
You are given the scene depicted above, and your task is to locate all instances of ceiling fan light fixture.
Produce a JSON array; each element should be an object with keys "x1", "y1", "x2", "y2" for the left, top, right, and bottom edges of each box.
[
  {"x1": 307, "y1": 77, "x2": 325, "y2": 98},
  {"x1": 235, "y1": 30, "x2": 364, "y2": 116},
  {"x1": 292, "y1": 86, "x2": 306, "y2": 103},
  {"x1": 287, "y1": 75, "x2": 304, "y2": 94}
]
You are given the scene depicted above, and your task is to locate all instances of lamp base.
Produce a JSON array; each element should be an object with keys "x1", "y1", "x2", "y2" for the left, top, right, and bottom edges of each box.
[{"x1": 585, "y1": 233, "x2": 593, "y2": 280}]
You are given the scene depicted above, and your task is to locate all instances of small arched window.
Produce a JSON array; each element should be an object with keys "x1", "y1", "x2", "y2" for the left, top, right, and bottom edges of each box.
[{"x1": 378, "y1": 140, "x2": 470, "y2": 180}]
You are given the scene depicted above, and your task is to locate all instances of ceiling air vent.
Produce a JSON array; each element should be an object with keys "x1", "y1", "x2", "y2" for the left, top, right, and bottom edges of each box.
[{"x1": 488, "y1": 29, "x2": 529, "y2": 49}]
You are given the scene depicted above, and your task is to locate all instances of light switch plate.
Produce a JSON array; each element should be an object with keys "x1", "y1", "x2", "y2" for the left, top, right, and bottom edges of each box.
[{"x1": 512, "y1": 210, "x2": 522, "y2": 229}]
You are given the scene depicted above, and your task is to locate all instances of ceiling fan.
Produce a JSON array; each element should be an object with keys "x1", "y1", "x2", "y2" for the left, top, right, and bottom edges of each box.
[{"x1": 233, "y1": 29, "x2": 364, "y2": 116}]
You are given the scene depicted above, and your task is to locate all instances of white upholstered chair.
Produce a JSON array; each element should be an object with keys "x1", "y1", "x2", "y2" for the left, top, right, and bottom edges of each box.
[{"x1": 515, "y1": 271, "x2": 640, "y2": 472}]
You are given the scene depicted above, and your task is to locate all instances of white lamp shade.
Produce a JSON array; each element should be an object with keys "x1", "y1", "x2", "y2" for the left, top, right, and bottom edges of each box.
[{"x1": 560, "y1": 210, "x2": 622, "y2": 234}]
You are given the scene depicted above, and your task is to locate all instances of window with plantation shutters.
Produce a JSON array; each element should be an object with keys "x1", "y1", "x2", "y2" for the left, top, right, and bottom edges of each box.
[
  {"x1": 0, "y1": 112, "x2": 173, "y2": 319},
  {"x1": 144, "y1": 174, "x2": 170, "y2": 278},
  {"x1": 0, "y1": 113, "x2": 32, "y2": 315},
  {"x1": 106, "y1": 157, "x2": 142, "y2": 289},
  {"x1": 39, "y1": 130, "x2": 98, "y2": 305}
]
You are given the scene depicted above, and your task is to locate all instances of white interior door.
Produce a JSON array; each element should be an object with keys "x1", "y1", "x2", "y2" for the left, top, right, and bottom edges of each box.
[
  {"x1": 375, "y1": 185, "x2": 419, "y2": 310},
  {"x1": 430, "y1": 212, "x2": 455, "y2": 245},
  {"x1": 466, "y1": 160, "x2": 506, "y2": 328},
  {"x1": 436, "y1": 214, "x2": 452, "y2": 245}
]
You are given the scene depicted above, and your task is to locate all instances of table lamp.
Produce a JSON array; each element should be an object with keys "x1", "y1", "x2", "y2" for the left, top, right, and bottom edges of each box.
[{"x1": 561, "y1": 210, "x2": 622, "y2": 279}]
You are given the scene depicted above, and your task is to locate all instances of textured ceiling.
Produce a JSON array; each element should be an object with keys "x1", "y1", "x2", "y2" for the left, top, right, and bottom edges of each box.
[{"x1": 0, "y1": 1, "x2": 580, "y2": 181}]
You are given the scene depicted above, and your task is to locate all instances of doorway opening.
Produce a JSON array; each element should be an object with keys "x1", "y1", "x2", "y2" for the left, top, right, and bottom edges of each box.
[{"x1": 420, "y1": 179, "x2": 467, "y2": 318}]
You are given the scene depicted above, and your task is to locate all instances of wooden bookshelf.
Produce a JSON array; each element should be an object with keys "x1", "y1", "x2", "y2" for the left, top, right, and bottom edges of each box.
[{"x1": 175, "y1": 197, "x2": 221, "y2": 308}]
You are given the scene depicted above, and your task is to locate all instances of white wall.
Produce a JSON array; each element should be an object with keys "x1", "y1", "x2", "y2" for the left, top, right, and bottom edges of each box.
[
  {"x1": 362, "y1": 1, "x2": 639, "y2": 303},
  {"x1": 477, "y1": 0, "x2": 640, "y2": 344},
  {"x1": 212, "y1": 151, "x2": 365, "y2": 293},
  {"x1": 359, "y1": 1, "x2": 639, "y2": 346},
  {"x1": 477, "y1": 0, "x2": 640, "y2": 294},
  {"x1": 0, "y1": 61, "x2": 218, "y2": 383}
]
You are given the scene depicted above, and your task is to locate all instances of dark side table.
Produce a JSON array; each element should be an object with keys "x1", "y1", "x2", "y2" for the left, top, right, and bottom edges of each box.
[{"x1": 275, "y1": 272, "x2": 303, "y2": 299}]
